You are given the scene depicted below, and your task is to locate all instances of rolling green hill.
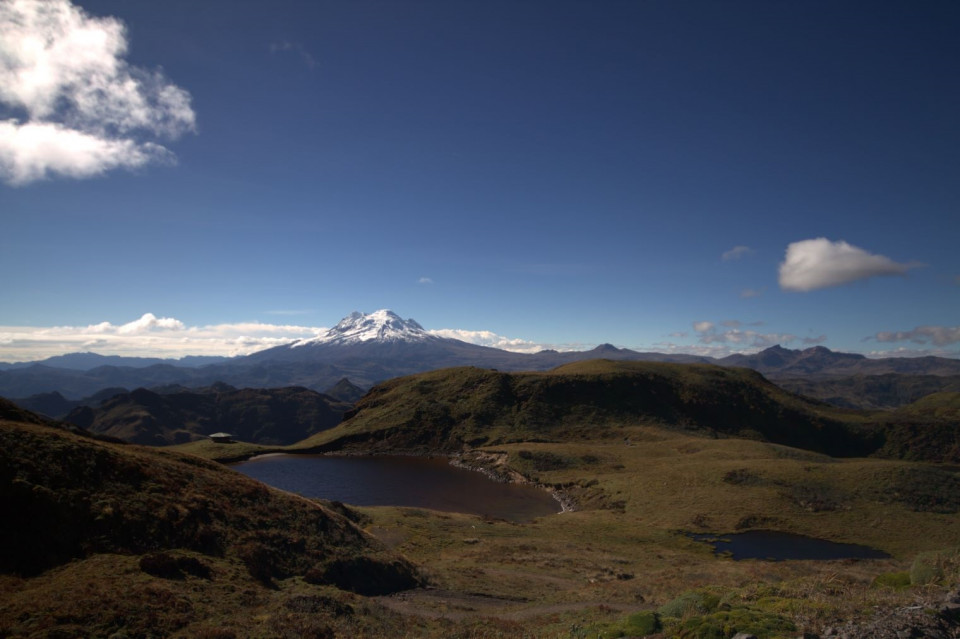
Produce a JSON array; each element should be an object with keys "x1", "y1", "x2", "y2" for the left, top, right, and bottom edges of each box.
[{"x1": 296, "y1": 360, "x2": 884, "y2": 458}]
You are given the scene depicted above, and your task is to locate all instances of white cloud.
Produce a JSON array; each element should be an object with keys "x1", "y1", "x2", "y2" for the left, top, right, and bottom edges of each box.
[
  {"x1": 865, "y1": 346, "x2": 960, "y2": 359},
  {"x1": 428, "y1": 328, "x2": 589, "y2": 354},
  {"x1": 697, "y1": 329, "x2": 799, "y2": 348},
  {"x1": 778, "y1": 238, "x2": 917, "y2": 292},
  {"x1": 0, "y1": 314, "x2": 326, "y2": 362},
  {"x1": 740, "y1": 288, "x2": 763, "y2": 299},
  {"x1": 722, "y1": 245, "x2": 753, "y2": 261},
  {"x1": 0, "y1": 0, "x2": 195, "y2": 185},
  {"x1": 0, "y1": 120, "x2": 173, "y2": 183},
  {"x1": 689, "y1": 319, "x2": 818, "y2": 350},
  {"x1": 269, "y1": 41, "x2": 317, "y2": 69},
  {"x1": 870, "y1": 326, "x2": 960, "y2": 347},
  {"x1": 115, "y1": 312, "x2": 184, "y2": 334},
  {"x1": 429, "y1": 328, "x2": 544, "y2": 353},
  {"x1": 418, "y1": 277, "x2": 434, "y2": 285}
]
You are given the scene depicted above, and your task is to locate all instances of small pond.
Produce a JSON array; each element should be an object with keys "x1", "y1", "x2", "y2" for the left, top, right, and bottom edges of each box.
[
  {"x1": 689, "y1": 530, "x2": 890, "y2": 561},
  {"x1": 232, "y1": 454, "x2": 560, "y2": 522}
]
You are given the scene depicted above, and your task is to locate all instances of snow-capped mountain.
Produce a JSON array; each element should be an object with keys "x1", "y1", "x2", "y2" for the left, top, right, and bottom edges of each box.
[{"x1": 292, "y1": 310, "x2": 434, "y2": 347}]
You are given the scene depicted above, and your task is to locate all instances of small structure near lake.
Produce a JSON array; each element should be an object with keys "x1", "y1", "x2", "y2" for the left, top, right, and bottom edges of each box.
[{"x1": 208, "y1": 432, "x2": 234, "y2": 443}]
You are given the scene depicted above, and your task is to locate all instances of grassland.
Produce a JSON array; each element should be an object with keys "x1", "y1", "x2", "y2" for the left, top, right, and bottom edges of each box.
[{"x1": 4, "y1": 362, "x2": 960, "y2": 637}]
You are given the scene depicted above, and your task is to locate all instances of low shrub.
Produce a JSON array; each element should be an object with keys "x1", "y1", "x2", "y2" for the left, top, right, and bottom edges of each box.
[
  {"x1": 677, "y1": 608, "x2": 795, "y2": 639},
  {"x1": 872, "y1": 570, "x2": 911, "y2": 590},
  {"x1": 910, "y1": 547, "x2": 960, "y2": 585},
  {"x1": 658, "y1": 590, "x2": 721, "y2": 618},
  {"x1": 605, "y1": 611, "x2": 661, "y2": 637},
  {"x1": 517, "y1": 450, "x2": 577, "y2": 471}
]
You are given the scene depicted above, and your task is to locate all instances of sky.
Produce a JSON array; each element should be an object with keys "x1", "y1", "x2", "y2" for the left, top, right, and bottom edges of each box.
[{"x1": 1, "y1": 0, "x2": 958, "y2": 362}]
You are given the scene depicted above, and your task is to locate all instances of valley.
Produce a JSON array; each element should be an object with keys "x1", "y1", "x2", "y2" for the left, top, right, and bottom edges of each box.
[{"x1": 2, "y1": 312, "x2": 959, "y2": 638}]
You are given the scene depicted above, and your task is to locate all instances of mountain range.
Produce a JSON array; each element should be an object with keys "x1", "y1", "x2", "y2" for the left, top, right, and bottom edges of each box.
[{"x1": 3, "y1": 310, "x2": 960, "y2": 406}]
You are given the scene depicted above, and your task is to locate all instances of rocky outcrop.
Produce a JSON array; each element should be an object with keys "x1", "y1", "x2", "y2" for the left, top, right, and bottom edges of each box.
[{"x1": 820, "y1": 588, "x2": 960, "y2": 639}]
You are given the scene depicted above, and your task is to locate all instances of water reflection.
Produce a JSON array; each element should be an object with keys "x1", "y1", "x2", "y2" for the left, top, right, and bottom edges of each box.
[
  {"x1": 233, "y1": 454, "x2": 560, "y2": 522},
  {"x1": 689, "y1": 530, "x2": 890, "y2": 561}
]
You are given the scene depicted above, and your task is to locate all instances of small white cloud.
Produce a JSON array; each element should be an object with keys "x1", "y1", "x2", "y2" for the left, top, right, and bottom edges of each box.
[
  {"x1": 740, "y1": 288, "x2": 763, "y2": 299},
  {"x1": 869, "y1": 326, "x2": 960, "y2": 347},
  {"x1": 116, "y1": 312, "x2": 184, "y2": 334},
  {"x1": 722, "y1": 245, "x2": 753, "y2": 261},
  {"x1": 0, "y1": 0, "x2": 195, "y2": 185},
  {"x1": 418, "y1": 277, "x2": 434, "y2": 285},
  {"x1": 778, "y1": 238, "x2": 917, "y2": 292},
  {"x1": 269, "y1": 41, "x2": 317, "y2": 69},
  {"x1": 693, "y1": 321, "x2": 714, "y2": 333}
]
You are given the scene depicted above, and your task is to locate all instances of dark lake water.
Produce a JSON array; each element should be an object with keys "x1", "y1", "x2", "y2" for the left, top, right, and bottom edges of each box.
[
  {"x1": 690, "y1": 530, "x2": 890, "y2": 561},
  {"x1": 232, "y1": 454, "x2": 561, "y2": 522}
]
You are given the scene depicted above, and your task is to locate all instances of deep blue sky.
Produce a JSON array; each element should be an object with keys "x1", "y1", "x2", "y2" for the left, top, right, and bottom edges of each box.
[{"x1": 2, "y1": 0, "x2": 958, "y2": 360}]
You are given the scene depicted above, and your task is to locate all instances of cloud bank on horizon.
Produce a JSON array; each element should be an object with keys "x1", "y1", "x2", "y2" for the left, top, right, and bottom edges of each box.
[
  {"x1": 0, "y1": 0, "x2": 195, "y2": 184},
  {"x1": 1, "y1": 311, "x2": 957, "y2": 363}
]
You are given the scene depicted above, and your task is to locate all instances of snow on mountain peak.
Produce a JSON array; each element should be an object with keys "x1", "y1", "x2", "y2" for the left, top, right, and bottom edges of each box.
[{"x1": 293, "y1": 310, "x2": 431, "y2": 347}]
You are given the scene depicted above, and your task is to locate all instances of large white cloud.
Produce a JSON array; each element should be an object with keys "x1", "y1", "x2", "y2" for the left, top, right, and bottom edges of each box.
[
  {"x1": 0, "y1": 0, "x2": 195, "y2": 185},
  {"x1": 778, "y1": 238, "x2": 915, "y2": 292}
]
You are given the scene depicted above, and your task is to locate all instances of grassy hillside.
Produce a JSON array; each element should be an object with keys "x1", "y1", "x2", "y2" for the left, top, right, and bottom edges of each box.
[
  {"x1": 0, "y1": 415, "x2": 421, "y2": 637},
  {"x1": 874, "y1": 392, "x2": 960, "y2": 463},
  {"x1": 294, "y1": 360, "x2": 883, "y2": 458},
  {"x1": 4, "y1": 380, "x2": 960, "y2": 637},
  {"x1": 64, "y1": 385, "x2": 351, "y2": 446},
  {"x1": 775, "y1": 374, "x2": 960, "y2": 409}
]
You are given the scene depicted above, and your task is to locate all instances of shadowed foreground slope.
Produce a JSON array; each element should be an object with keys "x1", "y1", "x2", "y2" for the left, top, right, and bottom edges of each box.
[{"x1": 0, "y1": 404, "x2": 422, "y2": 636}]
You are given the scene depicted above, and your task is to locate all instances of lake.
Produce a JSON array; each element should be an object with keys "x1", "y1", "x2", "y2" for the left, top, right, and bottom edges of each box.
[
  {"x1": 232, "y1": 454, "x2": 561, "y2": 522},
  {"x1": 689, "y1": 530, "x2": 890, "y2": 561}
]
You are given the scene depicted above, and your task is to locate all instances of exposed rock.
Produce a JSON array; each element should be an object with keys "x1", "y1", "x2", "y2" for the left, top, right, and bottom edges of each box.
[{"x1": 820, "y1": 587, "x2": 960, "y2": 639}]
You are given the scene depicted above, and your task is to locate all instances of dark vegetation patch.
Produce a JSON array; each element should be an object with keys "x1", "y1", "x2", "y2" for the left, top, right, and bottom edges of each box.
[
  {"x1": 139, "y1": 552, "x2": 212, "y2": 580},
  {"x1": 307, "y1": 555, "x2": 424, "y2": 596},
  {"x1": 284, "y1": 594, "x2": 353, "y2": 617},
  {"x1": 864, "y1": 466, "x2": 960, "y2": 513},
  {"x1": 779, "y1": 481, "x2": 849, "y2": 512},
  {"x1": 876, "y1": 418, "x2": 960, "y2": 464},
  {"x1": 318, "y1": 499, "x2": 373, "y2": 526},
  {"x1": 735, "y1": 515, "x2": 783, "y2": 530},
  {"x1": 516, "y1": 449, "x2": 578, "y2": 471},
  {"x1": 722, "y1": 468, "x2": 763, "y2": 485}
]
